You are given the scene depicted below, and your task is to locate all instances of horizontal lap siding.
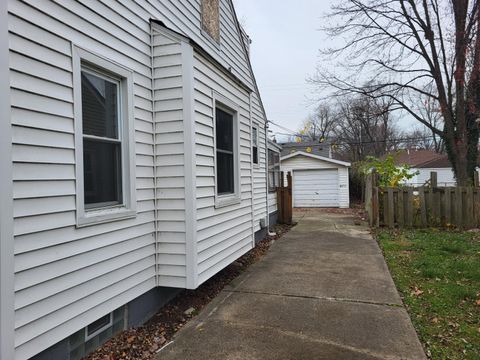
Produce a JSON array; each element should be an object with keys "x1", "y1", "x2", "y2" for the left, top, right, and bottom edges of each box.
[
  {"x1": 193, "y1": 54, "x2": 254, "y2": 285},
  {"x1": 338, "y1": 167, "x2": 350, "y2": 208},
  {"x1": 8, "y1": 0, "x2": 267, "y2": 358},
  {"x1": 153, "y1": 31, "x2": 187, "y2": 288},
  {"x1": 131, "y1": 0, "x2": 253, "y2": 89},
  {"x1": 8, "y1": 2, "x2": 156, "y2": 359}
]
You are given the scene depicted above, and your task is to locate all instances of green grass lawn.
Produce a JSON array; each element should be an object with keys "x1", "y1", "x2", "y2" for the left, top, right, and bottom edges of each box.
[{"x1": 377, "y1": 229, "x2": 480, "y2": 359}]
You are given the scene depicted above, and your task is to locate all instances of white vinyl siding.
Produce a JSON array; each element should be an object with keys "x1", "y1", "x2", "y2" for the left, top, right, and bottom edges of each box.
[
  {"x1": 8, "y1": 2, "x2": 155, "y2": 357},
  {"x1": 193, "y1": 53, "x2": 254, "y2": 285},
  {"x1": 7, "y1": 0, "x2": 267, "y2": 359},
  {"x1": 403, "y1": 168, "x2": 456, "y2": 187},
  {"x1": 152, "y1": 28, "x2": 188, "y2": 289},
  {"x1": 281, "y1": 154, "x2": 350, "y2": 209}
]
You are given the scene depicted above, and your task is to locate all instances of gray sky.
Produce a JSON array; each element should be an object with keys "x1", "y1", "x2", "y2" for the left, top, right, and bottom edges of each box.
[{"x1": 233, "y1": 0, "x2": 334, "y2": 141}]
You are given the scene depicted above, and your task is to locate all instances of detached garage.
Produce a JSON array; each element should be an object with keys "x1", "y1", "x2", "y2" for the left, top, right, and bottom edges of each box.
[{"x1": 280, "y1": 151, "x2": 351, "y2": 208}]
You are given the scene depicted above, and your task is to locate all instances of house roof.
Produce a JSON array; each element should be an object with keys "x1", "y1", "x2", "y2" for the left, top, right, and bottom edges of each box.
[
  {"x1": 279, "y1": 141, "x2": 331, "y2": 157},
  {"x1": 390, "y1": 149, "x2": 450, "y2": 168},
  {"x1": 281, "y1": 151, "x2": 351, "y2": 167},
  {"x1": 267, "y1": 139, "x2": 282, "y2": 152}
]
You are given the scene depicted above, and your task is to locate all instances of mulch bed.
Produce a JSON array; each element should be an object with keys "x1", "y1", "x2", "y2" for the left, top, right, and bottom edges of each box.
[{"x1": 83, "y1": 223, "x2": 294, "y2": 360}]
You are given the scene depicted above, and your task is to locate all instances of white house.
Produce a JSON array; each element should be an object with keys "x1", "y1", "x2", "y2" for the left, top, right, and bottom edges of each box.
[
  {"x1": 280, "y1": 151, "x2": 351, "y2": 208},
  {"x1": 392, "y1": 149, "x2": 459, "y2": 186},
  {"x1": 0, "y1": 1, "x2": 276, "y2": 359}
]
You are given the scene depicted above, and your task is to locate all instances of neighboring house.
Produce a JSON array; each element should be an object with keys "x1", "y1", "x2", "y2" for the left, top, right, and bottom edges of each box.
[
  {"x1": 280, "y1": 150, "x2": 351, "y2": 208},
  {"x1": 0, "y1": 1, "x2": 274, "y2": 359},
  {"x1": 392, "y1": 149, "x2": 457, "y2": 186},
  {"x1": 280, "y1": 140, "x2": 332, "y2": 158}
]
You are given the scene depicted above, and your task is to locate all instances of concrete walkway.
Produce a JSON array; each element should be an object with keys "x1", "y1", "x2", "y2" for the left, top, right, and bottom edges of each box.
[{"x1": 157, "y1": 209, "x2": 426, "y2": 360}]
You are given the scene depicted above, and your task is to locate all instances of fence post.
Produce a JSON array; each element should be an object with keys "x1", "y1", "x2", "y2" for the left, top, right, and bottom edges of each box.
[
  {"x1": 387, "y1": 188, "x2": 395, "y2": 228},
  {"x1": 286, "y1": 172, "x2": 293, "y2": 225},
  {"x1": 430, "y1": 171, "x2": 438, "y2": 187},
  {"x1": 474, "y1": 171, "x2": 479, "y2": 187},
  {"x1": 366, "y1": 170, "x2": 379, "y2": 227}
]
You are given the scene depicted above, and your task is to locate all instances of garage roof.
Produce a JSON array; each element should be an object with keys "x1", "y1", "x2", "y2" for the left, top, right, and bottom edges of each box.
[{"x1": 281, "y1": 151, "x2": 351, "y2": 167}]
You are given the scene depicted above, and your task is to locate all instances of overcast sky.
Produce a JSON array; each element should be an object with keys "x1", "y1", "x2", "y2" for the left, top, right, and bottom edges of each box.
[{"x1": 233, "y1": 0, "x2": 335, "y2": 141}]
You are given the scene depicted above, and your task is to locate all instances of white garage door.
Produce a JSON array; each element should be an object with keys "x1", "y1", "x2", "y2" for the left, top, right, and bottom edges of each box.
[{"x1": 293, "y1": 169, "x2": 339, "y2": 207}]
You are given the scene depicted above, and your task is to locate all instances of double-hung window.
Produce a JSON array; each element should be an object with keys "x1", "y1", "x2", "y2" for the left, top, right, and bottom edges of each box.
[
  {"x1": 214, "y1": 94, "x2": 240, "y2": 207},
  {"x1": 81, "y1": 68, "x2": 122, "y2": 207},
  {"x1": 73, "y1": 47, "x2": 136, "y2": 226},
  {"x1": 268, "y1": 149, "x2": 281, "y2": 192},
  {"x1": 252, "y1": 126, "x2": 259, "y2": 166}
]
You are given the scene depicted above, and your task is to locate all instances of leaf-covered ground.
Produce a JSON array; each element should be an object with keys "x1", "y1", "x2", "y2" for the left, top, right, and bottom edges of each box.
[
  {"x1": 377, "y1": 229, "x2": 480, "y2": 359},
  {"x1": 83, "y1": 223, "x2": 294, "y2": 360}
]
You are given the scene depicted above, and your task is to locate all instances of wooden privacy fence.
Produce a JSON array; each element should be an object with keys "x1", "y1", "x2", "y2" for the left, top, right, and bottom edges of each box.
[
  {"x1": 366, "y1": 171, "x2": 480, "y2": 229},
  {"x1": 276, "y1": 171, "x2": 293, "y2": 224}
]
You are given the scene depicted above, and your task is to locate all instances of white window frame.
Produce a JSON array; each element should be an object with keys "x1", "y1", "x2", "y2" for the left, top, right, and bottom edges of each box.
[
  {"x1": 213, "y1": 92, "x2": 241, "y2": 208},
  {"x1": 268, "y1": 148, "x2": 281, "y2": 193},
  {"x1": 73, "y1": 46, "x2": 136, "y2": 227},
  {"x1": 85, "y1": 312, "x2": 113, "y2": 341},
  {"x1": 252, "y1": 124, "x2": 259, "y2": 167}
]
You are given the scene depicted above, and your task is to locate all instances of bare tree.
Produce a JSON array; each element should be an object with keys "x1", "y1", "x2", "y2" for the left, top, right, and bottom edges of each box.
[
  {"x1": 401, "y1": 126, "x2": 444, "y2": 151},
  {"x1": 408, "y1": 83, "x2": 444, "y2": 152},
  {"x1": 332, "y1": 94, "x2": 400, "y2": 161},
  {"x1": 314, "y1": 0, "x2": 480, "y2": 185},
  {"x1": 299, "y1": 104, "x2": 336, "y2": 141}
]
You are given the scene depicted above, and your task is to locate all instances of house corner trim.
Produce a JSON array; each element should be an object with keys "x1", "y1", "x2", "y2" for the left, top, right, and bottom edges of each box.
[
  {"x1": 0, "y1": 1, "x2": 15, "y2": 358},
  {"x1": 182, "y1": 42, "x2": 199, "y2": 289}
]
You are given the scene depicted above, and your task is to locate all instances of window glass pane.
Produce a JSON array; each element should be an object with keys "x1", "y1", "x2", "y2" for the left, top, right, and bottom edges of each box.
[
  {"x1": 217, "y1": 152, "x2": 234, "y2": 194},
  {"x1": 216, "y1": 108, "x2": 233, "y2": 152},
  {"x1": 253, "y1": 146, "x2": 258, "y2": 164},
  {"x1": 83, "y1": 139, "x2": 122, "y2": 206},
  {"x1": 252, "y1": 127, "x2": 258, "y2": 146},
  {"x1": 81, "y1": 71, "x2": 119, "y2": 139}
]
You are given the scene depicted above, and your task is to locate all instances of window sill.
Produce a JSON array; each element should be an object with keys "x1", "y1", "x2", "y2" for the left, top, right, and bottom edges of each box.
[
  {"x1": 76, "y1": 206, "x2": 136, "y2": 227},
  {"x1": 215, "y1": 194, "x2": 241, "y2": 209}
]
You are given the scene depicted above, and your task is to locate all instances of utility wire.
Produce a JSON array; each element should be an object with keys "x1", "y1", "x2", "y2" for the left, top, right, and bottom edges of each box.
[{"x1": 273, "y1": 132, "x2": 441, "y2": 147}]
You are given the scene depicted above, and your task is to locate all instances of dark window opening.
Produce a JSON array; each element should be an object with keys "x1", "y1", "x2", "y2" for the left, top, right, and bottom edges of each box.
[
  {"x1": 268, "y1": 149, "x2": 281, "y2": 192},
  {"x1": 216, "y1": 107, "x2": 235, "y2": 195},
  {"x1": 86, "y1": 313, "x2": 111, "y2": 338},
  {"x1": 81, "y1": 67, "x2": 123, "y2": 208},
  {"x1": 252, "y1": 126, "x2": 258, "y2": 165}
]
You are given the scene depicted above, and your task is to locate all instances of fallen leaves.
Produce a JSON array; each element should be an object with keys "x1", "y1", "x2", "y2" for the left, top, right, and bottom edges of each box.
[
  {"x1": 411, "y1": 286, "x2": 424, "y2": 297},
  {"x1": 82, "y1": 223, "x2": 293, "y2": 360}
]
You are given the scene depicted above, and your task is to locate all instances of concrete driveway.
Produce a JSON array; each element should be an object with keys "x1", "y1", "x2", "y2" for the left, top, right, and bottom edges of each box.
[{"x1": 156, "y1": 209, "x2": 426, "y2": 360}]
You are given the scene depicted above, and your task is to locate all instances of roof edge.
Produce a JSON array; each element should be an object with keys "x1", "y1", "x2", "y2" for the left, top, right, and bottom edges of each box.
[{"x1": 281, "y1": 151, "x2": 351, "y2": 167}]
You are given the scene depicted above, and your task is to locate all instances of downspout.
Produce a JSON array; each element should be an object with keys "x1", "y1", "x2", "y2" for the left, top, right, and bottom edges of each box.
[
  {"x1": 264, "y1": 121, "x2": 270, "y2": 234},
  {"x1": 150, "y1": 25, "x2": 159, "y2": 287}
]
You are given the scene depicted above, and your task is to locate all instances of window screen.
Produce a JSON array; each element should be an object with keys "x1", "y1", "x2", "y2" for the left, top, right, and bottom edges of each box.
[
  {"x1": 81, "y1": 68, "x2": 123, "y2": 208},
  {"x1": 216, "y1": 107, "x2": 235, "y2": 194}
]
